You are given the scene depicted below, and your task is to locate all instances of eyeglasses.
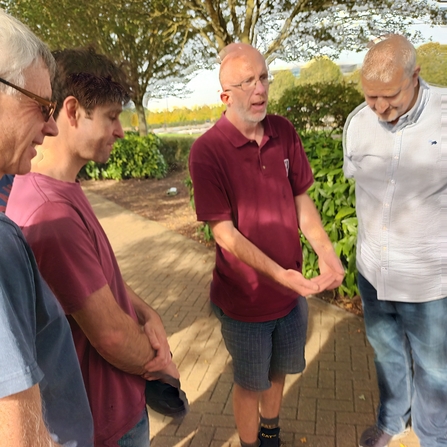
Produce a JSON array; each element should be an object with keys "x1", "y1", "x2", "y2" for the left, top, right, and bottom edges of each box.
[
  {"x1": 0, "y1": 77, "x2": 56, "y2": 122},
  {"x1": 226, "y1": 73, "x2": 274, "y2": 92}
]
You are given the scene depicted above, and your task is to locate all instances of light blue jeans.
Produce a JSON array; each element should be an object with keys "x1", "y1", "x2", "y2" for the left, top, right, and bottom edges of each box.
[
  {"x1": 358, "y1": 273, "x2": 447, "y2": 447},
  {"x1": 117, "y1": 408, "x2": 150, "y2": 447}
]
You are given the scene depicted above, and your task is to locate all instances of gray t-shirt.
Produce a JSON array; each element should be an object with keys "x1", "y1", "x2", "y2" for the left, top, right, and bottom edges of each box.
[{"x1": 0, "y1": 213, "x2": 93, "y2": 446}]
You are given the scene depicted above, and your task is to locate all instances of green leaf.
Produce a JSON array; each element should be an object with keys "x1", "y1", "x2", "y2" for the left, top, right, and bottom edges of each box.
[{"x1": 335, "y1": 206, "x2": 356, "y2": 220}]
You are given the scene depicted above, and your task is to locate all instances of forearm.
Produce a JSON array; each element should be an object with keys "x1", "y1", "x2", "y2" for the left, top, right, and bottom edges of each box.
[
  {"x1": 72, "y1": 285, "x2": 156, "y2": 376},
  {"x1": 295, "y1": 194, "x2": 335, "y2": 257},
  {"x1": 0, "y1": 385, "x2": 62, "y2": 447},
  {"x1": 295, "y1": 194, "x2": 344, "y2": 289},
  {"x1": 94, "y1": 314, "x2": 156, "y2": 375},
  {"x1": 210, "y1": 221, "x2": 287, "y2": 285},
  {"x1": 210, "y1": 221, "x2": 321, "y2": 295},
  {"x1": 124, "y1": 283, "x2": 173, "y2": 374}
]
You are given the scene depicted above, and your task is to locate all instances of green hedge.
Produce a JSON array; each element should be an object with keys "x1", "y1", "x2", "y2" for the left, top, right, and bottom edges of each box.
[
  {"x1": 301, "y1": 133, "x2": 358, "y2": 297},
  {"x1": 268, "y1": 82, "x2": 363, "y2": 133},
  {"x1": 80, "y1": 133, "x2": 167, "y2": 180},
  {"x1": 158, "y1": 136, "x2": 195, "y2": 172}
]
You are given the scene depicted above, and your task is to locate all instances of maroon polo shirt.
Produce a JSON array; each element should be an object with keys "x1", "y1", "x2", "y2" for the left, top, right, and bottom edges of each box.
[{"x1": 189, "y1": 113, "x2": 313, "y2": 322}]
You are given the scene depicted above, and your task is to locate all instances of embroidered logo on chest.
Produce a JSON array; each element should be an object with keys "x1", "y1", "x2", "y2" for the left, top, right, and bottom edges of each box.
[{"x1": 284, "y1": 159, "x2": 289, "y2": 176}]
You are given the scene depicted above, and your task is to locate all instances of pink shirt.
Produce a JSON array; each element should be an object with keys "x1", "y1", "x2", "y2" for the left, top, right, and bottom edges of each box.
[
  {"x1": 7, "y1": 173, "x2": 146, "y2": 446},
  {"x1": 189, "y1": 114, "x2": 314, "y2": 322}
]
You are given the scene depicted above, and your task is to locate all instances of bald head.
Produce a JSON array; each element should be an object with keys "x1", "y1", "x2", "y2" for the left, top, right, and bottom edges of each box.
[
  {"x1": 362, "y1": 34, "x2": 417, "y2": 83},
  {"x1": 219, "y1": 43, "x2": 267, "y2": 87},
  {"x1": 218, "y1": 43, "x2": 255, "y2": 62}
]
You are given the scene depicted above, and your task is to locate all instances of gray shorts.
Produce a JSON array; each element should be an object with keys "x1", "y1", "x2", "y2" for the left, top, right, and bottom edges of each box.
[{"x1": 211, "y1": 297, "x2": 308, "y2": 392}]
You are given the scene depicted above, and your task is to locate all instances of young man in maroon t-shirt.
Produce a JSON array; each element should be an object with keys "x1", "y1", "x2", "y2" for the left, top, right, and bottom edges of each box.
[
  {"x1": 189, "y1": 43, "x2": 344, "y2": 447},
  {"x1": 7, "y1": 50, "x2": 183, "y2": 446}
]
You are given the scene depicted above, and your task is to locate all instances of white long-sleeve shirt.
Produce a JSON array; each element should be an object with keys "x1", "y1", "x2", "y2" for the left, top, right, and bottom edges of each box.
[{"x1": 343, "y1": 78, "x2": 447, "y2": 302}]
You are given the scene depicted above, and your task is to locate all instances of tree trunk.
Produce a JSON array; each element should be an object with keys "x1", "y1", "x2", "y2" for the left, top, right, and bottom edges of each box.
[{"x1": 135, "y1": 101, "x2": 148, "y2": 136}]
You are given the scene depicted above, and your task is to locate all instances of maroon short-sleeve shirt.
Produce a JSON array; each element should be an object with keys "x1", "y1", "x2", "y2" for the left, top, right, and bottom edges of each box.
[
  {"x1": 7, "y1": 173, "x2": 146, "y2": 446},
  {"x1": 189, "y1": 113, "x2": 314, "y2": 322}
]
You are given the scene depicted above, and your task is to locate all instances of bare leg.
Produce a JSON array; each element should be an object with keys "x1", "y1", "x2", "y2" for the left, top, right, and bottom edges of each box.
[
  {"x1": 233, "y1": 383, "x2": 260, "y2": 443},
  {"x1": 260, "y1": 374, "x2": 285, "y2": 419},
  {"x1": 234, "y1": 374, "x2": 286, "y2": 443}
]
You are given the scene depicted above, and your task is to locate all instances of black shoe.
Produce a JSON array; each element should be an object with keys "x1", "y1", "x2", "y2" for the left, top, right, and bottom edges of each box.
[
  {"x1": 145, "y1": 374, "x2": 189, "y2": 419},
  {"x1": 259, "y1": 426, "x2": 281, "y2": 447}
]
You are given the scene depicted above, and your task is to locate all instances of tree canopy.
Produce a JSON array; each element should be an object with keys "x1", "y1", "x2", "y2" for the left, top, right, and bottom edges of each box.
[
  {"x1": 2, "y1": 0, "x2": 203, "y2": 134},
  {"x1": 3, "y1": 0, "x2": 446, "y2": 134},
  {"x1": 344, "y1": 69, "x2": 362, "y2": 93},
  {"x1": 269, "y1": 69, "x2": 297, "y2": 102},
  {"x1": 177, "y1": 0, "x2": 447, "y2": 61},
  {"x1": 417, "y1": 42, "x2": 447, "y2": 86},
  {"x1": 297, "y1": 57, "x2": 343, "y2": 85}
]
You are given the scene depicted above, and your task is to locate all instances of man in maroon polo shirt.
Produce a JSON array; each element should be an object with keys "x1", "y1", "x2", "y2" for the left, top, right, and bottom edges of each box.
[{"x1": 189, "y1": 43, "x2": 344, "y2": 447}]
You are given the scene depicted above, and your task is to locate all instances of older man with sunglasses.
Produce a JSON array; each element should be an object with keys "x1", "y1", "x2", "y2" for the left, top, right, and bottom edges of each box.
[
  {"x1": 0, "y1": 9, "x2": 93, "y2": 446},
  {"x1": 0, "y1": 77, "x2": 56, "y2": 211},
  {"x1": 344, "y1": 34, "x2": 447, "y2": 447}
]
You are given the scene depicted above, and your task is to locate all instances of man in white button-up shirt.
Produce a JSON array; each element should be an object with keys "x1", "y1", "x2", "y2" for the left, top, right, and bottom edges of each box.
[{"x1": 344, "y1": 34, "x2": 447, "y2": 447}]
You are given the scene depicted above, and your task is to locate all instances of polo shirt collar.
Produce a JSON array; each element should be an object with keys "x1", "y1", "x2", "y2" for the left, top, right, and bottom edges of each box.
[
  {"x1": 215, "y1": 112, "x2": 278, "y2": 148},
  {"x1": 380, "y1": 77, "x2": 430, "y2": 133}
]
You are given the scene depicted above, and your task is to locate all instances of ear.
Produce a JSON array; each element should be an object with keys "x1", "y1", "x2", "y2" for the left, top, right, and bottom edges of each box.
[
  {"x1": 63, "y1": 96, "x2": 80, "y2": 126},
  {"x1": 412, "y1": 66, "x2": 421, "y2": 84},
  {"x1": 220, "y1": 91, "x2": 232, "y2": 106}
]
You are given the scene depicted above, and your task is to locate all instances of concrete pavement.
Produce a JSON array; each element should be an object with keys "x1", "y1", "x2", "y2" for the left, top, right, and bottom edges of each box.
[{"x1": 84, "y1": 189, "x2": 420, "y2": 447}]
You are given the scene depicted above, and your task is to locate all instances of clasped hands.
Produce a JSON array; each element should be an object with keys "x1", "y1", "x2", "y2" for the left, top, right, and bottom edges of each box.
[
  {"x1": 139, "y1": 311, "x2": 180, "y2": 381},
  {"x1": 280, "y1": 252, "x2": 345, "y2": 297}
]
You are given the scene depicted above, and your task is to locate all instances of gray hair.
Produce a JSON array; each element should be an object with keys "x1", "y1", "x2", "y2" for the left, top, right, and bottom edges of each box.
[
  {"x1": 0, "y1": 9, "x2": 55, "y2": 94},
  {"x1": 362, "y1": 34, "x2": 417, "y2": 82}
]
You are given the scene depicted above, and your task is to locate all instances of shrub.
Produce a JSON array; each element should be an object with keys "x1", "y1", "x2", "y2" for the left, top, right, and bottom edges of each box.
[
  {"x1": 301, "y1": 133, "x2": 358, "y2": 297},
  {"x1": 184, "y1": 175, "x2": 215, "y2": 242},
  {"x1": 268, "y1": 82, "x2": 363, "y2": 133},
  {"x1": 158, "y1": 136, "x2": 195, "y2": 172},
  {"x1": 80, "y1": 133, "x2": 167, "y2": 180}
]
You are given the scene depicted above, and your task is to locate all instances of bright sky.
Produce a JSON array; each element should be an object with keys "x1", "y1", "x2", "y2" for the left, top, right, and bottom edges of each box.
[{"x1": 147, "y1": 23, "x2": 447, "y2": 111}]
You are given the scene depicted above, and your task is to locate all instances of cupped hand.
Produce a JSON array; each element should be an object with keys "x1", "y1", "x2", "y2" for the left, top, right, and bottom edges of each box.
[
  {"x1": 318, "y1": 253, "x2": 345, "y2": 290},
  {"x1": 280, "y1": 269, "x2": 321, "y2": 296}
]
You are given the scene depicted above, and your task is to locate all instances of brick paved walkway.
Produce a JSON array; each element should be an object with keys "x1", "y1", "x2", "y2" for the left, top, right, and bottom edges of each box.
[{"x1": 85, "y1": 190, "x2": 420, "y2": 447}]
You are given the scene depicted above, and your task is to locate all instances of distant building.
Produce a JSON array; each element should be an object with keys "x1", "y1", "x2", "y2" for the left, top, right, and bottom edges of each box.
[
  {"x1": 290, "y1": 67, "x2": 301, "y2": 77},
  {"x1": 339, "y1": 64, "x2": 359, "y2": 74},
  {"x1": 271, "y1": 64, "x2": 303, "y2": 78}
]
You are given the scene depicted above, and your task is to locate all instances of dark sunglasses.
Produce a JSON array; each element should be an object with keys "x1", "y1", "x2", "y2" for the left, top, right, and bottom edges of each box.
[{"x1": 0, "y1": 77, "x2": 56, "y2": 122}]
